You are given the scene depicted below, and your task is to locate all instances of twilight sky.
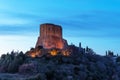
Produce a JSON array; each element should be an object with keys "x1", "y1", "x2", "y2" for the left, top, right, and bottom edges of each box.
[{"x1": 0, "y1": 0, "x2": 120, "y2": 55}]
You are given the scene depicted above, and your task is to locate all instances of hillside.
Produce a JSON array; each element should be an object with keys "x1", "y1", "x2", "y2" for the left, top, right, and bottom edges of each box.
[{"x1": 0, "y1": 46, "x2": 120, "y2": 80}]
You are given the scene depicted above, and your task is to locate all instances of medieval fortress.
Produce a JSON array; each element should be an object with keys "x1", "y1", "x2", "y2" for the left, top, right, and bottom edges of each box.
[
  {"x1": 36, "y1": 23, "x2": 68, "y2": 49},
  {"x1": 27, "y1": 23, "x2": 84, "y2": 57}
]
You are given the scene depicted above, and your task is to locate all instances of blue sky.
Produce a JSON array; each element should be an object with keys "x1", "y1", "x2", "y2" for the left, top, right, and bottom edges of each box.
[{"x1": 0, "y1": 0, "x2": 120, "y2": 55}]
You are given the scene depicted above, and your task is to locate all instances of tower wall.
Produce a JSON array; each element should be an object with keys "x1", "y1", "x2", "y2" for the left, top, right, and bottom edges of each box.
[{"x1": 36, "y1": 23, "x2": 68, "y2": 49}]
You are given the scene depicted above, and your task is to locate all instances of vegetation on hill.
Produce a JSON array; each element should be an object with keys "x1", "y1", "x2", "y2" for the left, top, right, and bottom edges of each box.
[{"x1": 0, "y1": 47, "x2": 119, "y2": 80}]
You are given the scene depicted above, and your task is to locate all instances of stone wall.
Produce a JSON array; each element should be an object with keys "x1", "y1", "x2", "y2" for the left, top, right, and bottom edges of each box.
[{"x1": 36, "y1": 23, "x2": 68, "y2": 49}]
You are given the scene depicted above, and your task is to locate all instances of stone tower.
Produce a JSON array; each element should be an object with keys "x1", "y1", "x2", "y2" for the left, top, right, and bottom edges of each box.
[{"x1": 36, "y1": 23, "x2": 68, "y2": 49}]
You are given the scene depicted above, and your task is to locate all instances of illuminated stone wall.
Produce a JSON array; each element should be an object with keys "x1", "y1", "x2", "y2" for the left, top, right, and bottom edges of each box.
[{"x1": 36, "y1": 23, "x2": 68, "y2": 49}]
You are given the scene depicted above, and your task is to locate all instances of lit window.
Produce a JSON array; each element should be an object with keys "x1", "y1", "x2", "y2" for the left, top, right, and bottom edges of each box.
[{"x1": 50, "y1": 49, "x2": 57, "y2": 56}]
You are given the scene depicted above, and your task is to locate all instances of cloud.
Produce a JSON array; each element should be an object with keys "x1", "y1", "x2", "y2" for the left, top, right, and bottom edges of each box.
[
  {"x1": 0, "y1": 25, "x2": 38, "y2": 36},
  {"x1": 47, "y1": 10, "x2": 120, "y2": 38},
  {"x1": 0, "y1": 18, "x2": 31, "y2": 26},
  {"x1": 0, "y1": 6, "x2": 120, "y2": 38},
  {"x1": 0, "y1": 10, "x2": 38, "y2": 26}
]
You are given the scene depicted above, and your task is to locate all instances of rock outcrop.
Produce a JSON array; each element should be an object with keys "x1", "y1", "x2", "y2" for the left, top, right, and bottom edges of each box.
[{"x1": 36, "y1": 23, "x2": 68, "y2": 49}]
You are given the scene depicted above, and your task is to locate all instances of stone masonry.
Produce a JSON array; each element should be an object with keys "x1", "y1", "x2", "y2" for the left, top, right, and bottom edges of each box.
[{"x1": 36, "y1": 23, "x2": 68, "y2": 49}]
